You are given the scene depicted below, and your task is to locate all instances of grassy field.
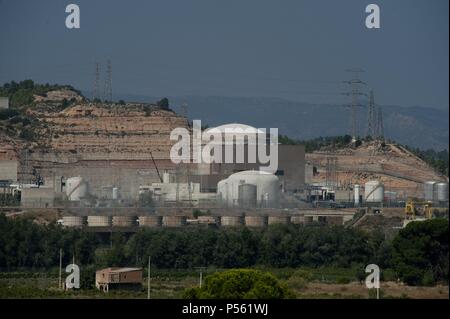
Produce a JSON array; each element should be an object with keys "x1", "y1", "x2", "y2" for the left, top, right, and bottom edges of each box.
[{"x1": 0, "y1": 268, "x2": 448, "y2": 299}]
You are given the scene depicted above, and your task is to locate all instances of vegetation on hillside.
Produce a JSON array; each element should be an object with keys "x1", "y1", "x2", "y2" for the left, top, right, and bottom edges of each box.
[
  {"x1": 0, "y1": 80, "x2": 81, "y2": 109},
  {"x1": 401, "y1": 145, "x2": 449, "y2": 176},
  {"x1": 0, "y1": 214, "x2": 447, "y2": 286}
]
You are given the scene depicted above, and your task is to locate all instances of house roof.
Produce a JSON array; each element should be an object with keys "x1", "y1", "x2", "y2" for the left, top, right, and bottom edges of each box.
[{"x1": 97, "y1": 267, "x2": 142, "y2": 273}]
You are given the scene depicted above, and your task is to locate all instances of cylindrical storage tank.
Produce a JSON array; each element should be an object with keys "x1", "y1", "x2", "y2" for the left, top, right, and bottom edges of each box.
[
  {"x1": 244, "y1": 215, "x2": 268, "y2": 227},
  {"x1": 268, "y1": 215, "x2": 291, "y2": 225},
  {"x1": 112, "y1": 216, "x2": 136, "y2": 227},
  {"x1": 364, "y1": 180, "x2": 384, "y2": 203},
  {"x1": 424, "y1": 181, "x2": 436, "y2": 201},
  {"x1": 139, "y1": 216, "x2": 163, "y2": 227},
  {"x1": 290, "y1": 215, "x2": 304, "y2": 225},
  {"x1": 62, "y1": 216, "x2": 85, "y2": 227},
  {"x1": 162, "y1": 216, "x2": 187, "y2": 227},
  {"x1": 112, "y1": 187, "x2": 119, "y2": 200},
  {"x1": 238, "y1": 184, "x2": 257, "y2": 208},
  {"x1": 66, "y1": 176, "x2": 88, "y2": 201},
  {"x1": 354, "y1": 185, "x2": 360, "y2": 205},
  {"x1": 220, "y1": 216, "x2": 244, "y2": 227},
  {"x1": 435, "y1": 182, "x2": 449, "y2": 202},
  {"x1": 87, "y1": 216, "x2": 111, "y2": 227}
]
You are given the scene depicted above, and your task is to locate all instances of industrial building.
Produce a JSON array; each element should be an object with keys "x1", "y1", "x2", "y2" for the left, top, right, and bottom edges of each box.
[
  {"x1": 190, "y1": 123, "x2": 305, "y2": 193},
  {"x1": 95, "y1": 267, "x2": 143, "y2": 292}
]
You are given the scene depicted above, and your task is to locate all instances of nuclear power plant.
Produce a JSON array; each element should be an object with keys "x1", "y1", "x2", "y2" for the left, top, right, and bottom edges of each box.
[{"x1": 0, "y1": 103, "x2": 448, "y2": 230}]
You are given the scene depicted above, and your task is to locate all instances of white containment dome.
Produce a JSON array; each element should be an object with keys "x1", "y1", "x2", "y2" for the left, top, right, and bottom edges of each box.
[
  {"x1": 364, "y1": 180, "x2": 384, "y2": 203},
  {"x1": 66, "y1": 176, "x2": 89, "y2": 201},
  {"x1": 217, "y1": 170, "x2": 280, "y2": 208}
]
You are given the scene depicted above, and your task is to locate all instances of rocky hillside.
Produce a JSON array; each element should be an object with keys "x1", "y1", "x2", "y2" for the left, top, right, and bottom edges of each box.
[{"x1": 307, "y1": 140, "x2": 447, "y2": 198}]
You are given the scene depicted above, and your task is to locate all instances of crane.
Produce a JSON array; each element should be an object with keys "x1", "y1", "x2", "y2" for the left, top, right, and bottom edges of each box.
[{"x1": 149, "y1": 151, "x2": 163, "y2": 183}]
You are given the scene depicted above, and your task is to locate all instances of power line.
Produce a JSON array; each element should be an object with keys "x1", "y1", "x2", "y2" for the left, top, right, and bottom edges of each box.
[
  {"x1": 93, "y1": 62, "x2": 100, "y2": 100},
  {"x1": 366, "y1": 90, "x2": 376, "y2": 138},
  {"x1": 343, "y1": 68, "x2": 366, "y2": 142},
  {"x1": 104, "y1": 59, "x2": 112, "y2": 102}
]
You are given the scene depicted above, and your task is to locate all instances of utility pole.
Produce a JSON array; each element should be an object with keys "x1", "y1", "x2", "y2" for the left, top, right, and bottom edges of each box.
[
  {"x1": 147, "y1": 256, "x2": 151, "y2": 299},
  {"x1": 343, "y1": 68, "x2": 366, "y2": 142},
  {"x1": 59, "y1": 248, "x2": 62, "y2": 290},
  {"x1": 195, "y1": 267, "x2": 206, "y2": 288}
]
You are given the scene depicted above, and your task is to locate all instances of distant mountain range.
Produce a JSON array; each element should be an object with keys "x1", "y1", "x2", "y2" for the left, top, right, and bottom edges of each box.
[{"x1": 111, "y1": 93, "x2": 449, "y2": 151}]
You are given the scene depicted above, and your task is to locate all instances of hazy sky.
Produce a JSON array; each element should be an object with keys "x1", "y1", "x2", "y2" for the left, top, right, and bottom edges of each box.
[{"x1": 0, "y1": 0, "x2": 448, "y2": 109}]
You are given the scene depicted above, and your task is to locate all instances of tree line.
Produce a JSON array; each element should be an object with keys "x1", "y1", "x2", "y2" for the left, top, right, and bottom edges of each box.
[{"x1": 0, "y1": 214, "x2": 447, "y2": 286}]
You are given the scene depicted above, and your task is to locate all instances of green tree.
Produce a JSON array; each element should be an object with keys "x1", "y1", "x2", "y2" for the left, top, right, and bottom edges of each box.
[
  {"x1": 391, "y1": 219, "x2": 449, "y2": 286},
  {"x1": 183, "y1": 269, "x2": 294, "y2": 299},
  {"x1": 157, "y1": 98, "x2": 169, "y2": 109}
]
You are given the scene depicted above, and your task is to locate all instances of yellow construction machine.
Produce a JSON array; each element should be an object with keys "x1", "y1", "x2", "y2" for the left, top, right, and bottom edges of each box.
[{"x1": 403, "y1": 198, "x2": 433, "y2": 227}]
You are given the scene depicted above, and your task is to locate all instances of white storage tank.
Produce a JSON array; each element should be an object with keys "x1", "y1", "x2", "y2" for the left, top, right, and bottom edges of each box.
[
  {"x1": 217, "y1": 170, "x2": 280, "y2": 208},
  {"x1": 424, "y1": 181, "x2": 436, "y2": 201},
  {"x1": 66, "y1": 176, "x2": 88, "y2": 201},
  {"x1": 364, "y1": 180, "x2": 384, "y2": 203},
  {"x1": 354, "y1": 184, "x2": 360, "y2": 206},
  {"x1": 435, "y1": 182, "x2": 449, "y2": 203}
]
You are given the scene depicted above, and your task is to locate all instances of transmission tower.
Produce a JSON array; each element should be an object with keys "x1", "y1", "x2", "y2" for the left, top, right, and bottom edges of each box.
[
  {"x1": 375, "y1": 105, "x2": 384, "y2": 140},
  {"x1": 93, "y1": 62, "x2": 100, "y2": 101},
  {"x1": 104, "y1": 60, "x2": 112, "y2": 102},
  {"x1": 366, "y1": 90, "x2": 376, "y2": 138},
  {"x1": 343, "y1": 68, "x2": 366, "y2": 142}
]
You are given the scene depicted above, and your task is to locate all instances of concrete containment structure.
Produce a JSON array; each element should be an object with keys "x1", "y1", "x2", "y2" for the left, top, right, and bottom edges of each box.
[
  {"x1": 220, "y1": 216, "x2": 244, "y2": 226},
  {"x1": 190, "y1": 123, "x2": 305, "y2": 193},
  {"x1": 162, "y1": 216, "x2": 187, "y2": 227},
  {"x1": 87, "y1": 216, "x2": 112, "y2": 227},
  {"x1": 244, "y1": 215, "x2": 268, "y2": 227},
  {"x1": 62, "y1": 216, "x2": 86, "y2": 227},
  {"x1": 138, "y1": 215, "x2": 163, "y2": 227},
  {"x1": 238, "y1": 184, "x2": 257, "y2": 208},
  {"x1": 217, "y1": 170, "x2": 280, "y2": 208},
  {"x1": 268, "y1": 215, "x2": 291, "y2": 225}
]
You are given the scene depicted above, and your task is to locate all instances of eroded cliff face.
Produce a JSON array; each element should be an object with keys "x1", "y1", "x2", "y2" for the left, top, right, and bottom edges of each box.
[
  {"x1": 1, "y1": 102, "x2": 190, "y2": 196},
  {"x1": 28, "y1": 103, "x2": 188, "y2": 160}
]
